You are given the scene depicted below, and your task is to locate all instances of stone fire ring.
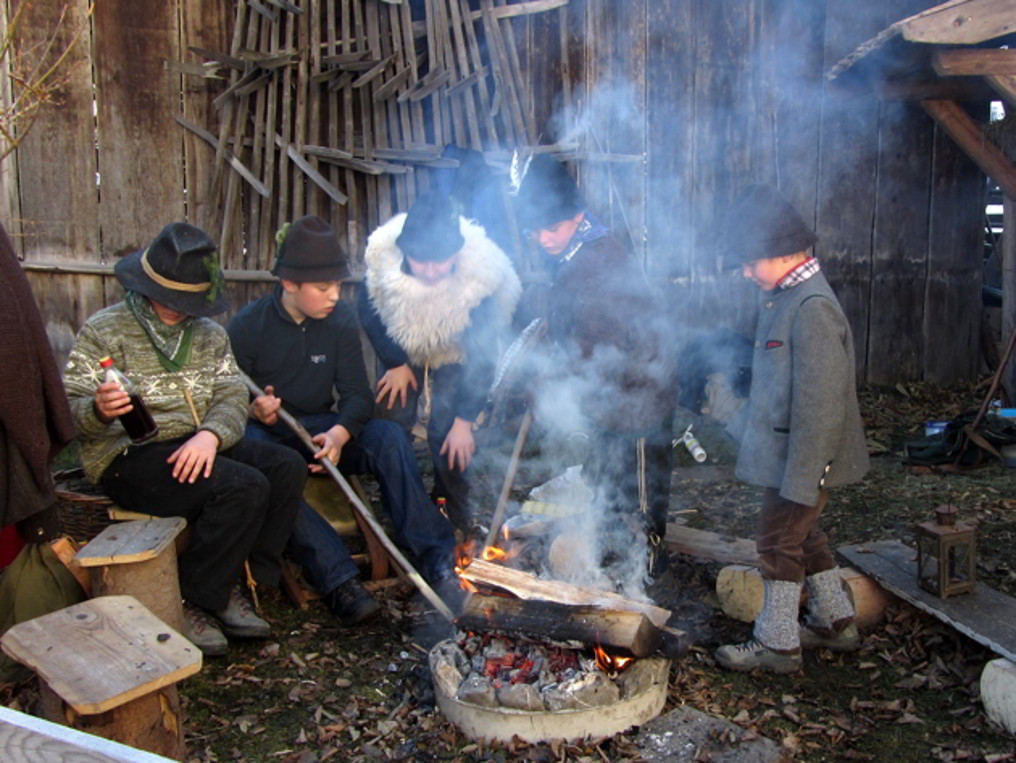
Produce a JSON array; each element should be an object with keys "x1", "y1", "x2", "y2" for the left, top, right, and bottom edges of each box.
[{"x1": 430, "y1": 640, "x2": 671, "y2": 744}]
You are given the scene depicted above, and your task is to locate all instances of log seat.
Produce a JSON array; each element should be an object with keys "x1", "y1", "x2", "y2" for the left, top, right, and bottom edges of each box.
[{"x1": 0, "y1": 595, "x2": 201, "y2": 760}]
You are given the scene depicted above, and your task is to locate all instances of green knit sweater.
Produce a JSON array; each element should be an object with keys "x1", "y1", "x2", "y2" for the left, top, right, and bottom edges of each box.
[{"x1": 64, "y1": 301, "x2": 248, "y2": 482}]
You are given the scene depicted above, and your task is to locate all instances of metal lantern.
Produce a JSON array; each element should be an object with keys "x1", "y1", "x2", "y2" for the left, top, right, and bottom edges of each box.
[{"x1": 915, "y1": 505, "x2": 976, "y2": 598}]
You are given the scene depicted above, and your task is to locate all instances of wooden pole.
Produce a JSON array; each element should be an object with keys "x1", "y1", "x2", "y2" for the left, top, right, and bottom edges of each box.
[
  {"x1": 484, "y1": 407, "x2": 532, "y2": 548},
  {"x1": 239, "y1": 373, "x2": 455, "y2": 622}
]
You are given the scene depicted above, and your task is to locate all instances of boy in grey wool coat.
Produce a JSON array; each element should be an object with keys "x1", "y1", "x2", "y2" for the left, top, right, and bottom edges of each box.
[{"x1": 715, "y1": 184, "x2": 870, "y2": 674}]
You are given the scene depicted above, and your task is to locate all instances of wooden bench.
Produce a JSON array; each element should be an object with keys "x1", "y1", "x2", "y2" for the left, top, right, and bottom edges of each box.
[
  {"x1": 0, "y1": 595, "x2": 201, "y2": 760},
  {"x1": 75, "y1": 517, "x2": 187, "y2": 633}
]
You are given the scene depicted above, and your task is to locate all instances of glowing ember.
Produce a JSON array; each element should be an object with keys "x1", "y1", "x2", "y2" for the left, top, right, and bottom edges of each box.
[{"x1": 593, "y1": 644, "x2": 634, "y2": 675}]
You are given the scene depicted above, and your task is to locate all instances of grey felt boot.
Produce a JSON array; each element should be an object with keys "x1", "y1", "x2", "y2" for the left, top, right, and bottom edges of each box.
[
  {"x1": 715, "y1": 579, "x2": 802, "y2": 674},
  {"x1": 800, "y1": 567, "x2": 860, "y2": 652}
]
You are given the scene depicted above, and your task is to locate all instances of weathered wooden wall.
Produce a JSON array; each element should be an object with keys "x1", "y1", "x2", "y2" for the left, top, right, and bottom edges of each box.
[
  {"x1": 1, "y1": 0, "x2": 989, "y2": 384},
  {"x1": 514, "y1": 0, "x2": 985, "y2": 384}
]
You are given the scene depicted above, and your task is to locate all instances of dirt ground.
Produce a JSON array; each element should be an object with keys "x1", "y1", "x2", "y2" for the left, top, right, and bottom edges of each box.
[{"x1": 4, "y1": 381, "x2": 1016, "y2": 761}]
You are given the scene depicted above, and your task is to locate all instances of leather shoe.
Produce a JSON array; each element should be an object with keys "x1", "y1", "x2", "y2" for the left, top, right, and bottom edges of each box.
[
  {"x1": 325, "y1": 578, "x2": 380, "y2": 626},
  {"x1": 183, "y1": 601, "x2": 228, "y2": 656}
]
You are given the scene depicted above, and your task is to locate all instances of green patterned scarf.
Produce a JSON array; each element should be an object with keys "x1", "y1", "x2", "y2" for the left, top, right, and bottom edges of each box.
[{"x1": 125, "y1": 291, "x2": 195, "y2": 372}]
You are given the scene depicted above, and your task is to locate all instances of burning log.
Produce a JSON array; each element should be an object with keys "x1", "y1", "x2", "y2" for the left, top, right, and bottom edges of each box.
[
  {"x1": 457, "y1": 558, "x2": 671, "y2": 628},
  {"x1": 456, "y1": 595, "x2": 660, "y2": 657}
]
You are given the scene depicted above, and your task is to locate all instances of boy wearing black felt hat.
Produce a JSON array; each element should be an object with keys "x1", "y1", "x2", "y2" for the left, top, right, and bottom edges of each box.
[
  {"x1": 228, "y1": 215, "x2": 459, "y2": 621},
  {"x1": 63, "y1": 222, "x2": 304, "y2": 656},
  {"x1": 358, "y1": 192, "x2": 522, "y2": 536},
  {"x1": 713, "y1": 184, "x2": 869, "y2": 674}
]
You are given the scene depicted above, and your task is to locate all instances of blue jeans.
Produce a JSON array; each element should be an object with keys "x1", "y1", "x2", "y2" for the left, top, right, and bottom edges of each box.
[
  {"x1": 245, "y1": 415, "x2": 456, "y2": 593},
  {"x1": 376, "y1": 364, "x2": 474, "y2": 531}
]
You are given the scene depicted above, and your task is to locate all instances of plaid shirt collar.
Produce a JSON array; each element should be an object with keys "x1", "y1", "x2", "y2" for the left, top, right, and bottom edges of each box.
[{"x1": 777, "y1": 256, "x2": 819, "y2": 290}]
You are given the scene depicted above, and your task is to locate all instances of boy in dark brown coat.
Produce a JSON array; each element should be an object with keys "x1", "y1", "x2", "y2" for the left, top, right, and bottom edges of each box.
[{"x1": 513, "y1": 155, "x2": 676, "y2": 583}]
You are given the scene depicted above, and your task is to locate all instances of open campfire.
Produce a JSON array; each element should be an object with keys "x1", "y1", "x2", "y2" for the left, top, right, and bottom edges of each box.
[{"x1": 427, "y1": 537, "x2": 684, "y2": 743}]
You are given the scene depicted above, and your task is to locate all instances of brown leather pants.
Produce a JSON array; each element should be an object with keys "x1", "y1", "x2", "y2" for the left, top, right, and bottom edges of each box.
[{"x1": 756, "y1": 487, "x2": 836, "y2": 582}]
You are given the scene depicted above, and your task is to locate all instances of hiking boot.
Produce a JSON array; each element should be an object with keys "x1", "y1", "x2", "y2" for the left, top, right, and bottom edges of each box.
[
  {"x1": 714, "y1": 639, "x2": 802, "y2": 674},
  {"x1": 800, "y1": 621, "x2": 860, "y2": 652},
  {"x1": 182, "y1": 601, "x2": 228, "y2": 656},
  {"x1": 215, "y1": 585, "x2": 270, "y2": 638},
  {"x1": 325, "y1": 578, "x2": 380, "y2": 626}
]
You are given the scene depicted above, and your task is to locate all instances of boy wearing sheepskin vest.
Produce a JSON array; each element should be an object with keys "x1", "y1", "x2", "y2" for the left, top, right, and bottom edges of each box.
[
  {"x1": 228, "y1": 216, "x2": 459, "y2": 622},
  {"x1": 714, "y1": 184, "x2": 869, "y2": 674},
  {"x1": 359, "y1": 192, "x2": 521, "y2": 534},
  {"x1": 512, "y1": 154, "x2": 677, "y2": 583}
]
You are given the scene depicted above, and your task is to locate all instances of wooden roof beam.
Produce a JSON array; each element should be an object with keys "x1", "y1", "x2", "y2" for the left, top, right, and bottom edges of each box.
[
  {"x1": 874, "y1": 73, "x2": 996, "y2": 101},
  {"x1": 987, "y1": 74, "x2": 1016, "y2": 107},
  {"x1": 921, "y1": 99, "x2": 1016, "y2": 199},
  {"x1": 827, "y1": 0, "x2": 1016, "y2": 80},
  {"x1": 933, "y1": 48, "x2": 1016, "y2": 76},
  {"x1": 899, "y1": 0, "x2": 1016, "y2": 45}
]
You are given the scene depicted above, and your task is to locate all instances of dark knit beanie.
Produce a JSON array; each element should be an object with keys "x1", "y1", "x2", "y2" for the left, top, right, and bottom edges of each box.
[
  {"x1": 513, "y1": 153, "x2": 585, "y2": 232},
  {"x1": 722, "y1": 184, "x2": 817, "y2": 268},
  {"x1": 273, "y1": 215, "x2": 351, "y2": 281},
  {"x1": 396, "y1": 192, "x2": 464, "y2": 263}
]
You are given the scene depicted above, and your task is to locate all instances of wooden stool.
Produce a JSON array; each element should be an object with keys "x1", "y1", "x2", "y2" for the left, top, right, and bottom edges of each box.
[
  {"x1": 76, "y1": 518, "x2": 187, "y2": 633},
  {"x1": 0, "y1": 595, "x2": 201, "y2": 760},
  {"x1": 303, "y1": 474, "x2": 389, "y2": 581},
  {"x1": 108, "y1": 508, "x2": 191, "y2": 556}
]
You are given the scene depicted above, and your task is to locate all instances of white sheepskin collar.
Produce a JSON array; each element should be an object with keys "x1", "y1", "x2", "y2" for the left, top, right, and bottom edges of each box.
[{"x1": 364, "y1": 213, "x2": 521, "y2": 368}]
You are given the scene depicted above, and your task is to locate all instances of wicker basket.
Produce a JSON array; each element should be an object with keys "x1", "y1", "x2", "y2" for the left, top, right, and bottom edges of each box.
[{"x1": 55, "y1": 488, "x2": 117, "y2": 544}]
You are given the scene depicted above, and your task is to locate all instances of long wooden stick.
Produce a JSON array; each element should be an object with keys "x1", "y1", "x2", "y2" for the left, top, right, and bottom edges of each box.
[
  {"x1": 240, "y1": 373, "x2": 455, "y2": 622},
  {"x1": 484, "y1": 407, "x2": 532, "y2": 548}
]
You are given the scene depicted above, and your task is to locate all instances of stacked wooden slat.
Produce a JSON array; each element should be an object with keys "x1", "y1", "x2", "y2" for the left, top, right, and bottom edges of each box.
[{"x1": 176, "y1": 0, "x2": 568, "y2": 271}]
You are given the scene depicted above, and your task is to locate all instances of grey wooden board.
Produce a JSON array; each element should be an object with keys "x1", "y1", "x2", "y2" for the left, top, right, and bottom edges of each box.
[
  {"x1": 0, "y1": 705, "x2": 174, "y2": 763},
  {"x1": 839, "y1": 540, "x2": 1016, "y2": 663}
]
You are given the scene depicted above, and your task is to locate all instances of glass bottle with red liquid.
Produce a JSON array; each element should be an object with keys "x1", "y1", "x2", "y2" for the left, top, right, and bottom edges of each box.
[{"x1": 99, "y1": 356, "x2": 159, "y2": 443}]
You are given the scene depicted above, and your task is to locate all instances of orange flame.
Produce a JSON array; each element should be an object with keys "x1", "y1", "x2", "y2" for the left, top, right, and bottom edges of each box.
[
  {"x1": 481, "y1": 545, "x2": 508, "y2": 561},
  {"x1": 454, "y1": 540, "x2": 476, "y2": 571},
  {"x1": 594, "y1": 644, "x2": 634, "y2": 674},
  {"x1": 454, "y1": 540, "x2": 477, "y2": 592}
]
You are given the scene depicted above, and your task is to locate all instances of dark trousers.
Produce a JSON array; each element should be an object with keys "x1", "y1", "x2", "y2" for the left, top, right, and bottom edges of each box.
[
  {"x1": 756, "y1": 487, "x2": 835, "y2": 582},
  {"x1": 246, "y1": 414, "x2": 456, "y2": 585},
  {"x1": 100, "y1": 437, "x2": 304, "y2": 611},
  {"x1": 584, "y1": 423, "x2": 673, "y2": 553}
]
